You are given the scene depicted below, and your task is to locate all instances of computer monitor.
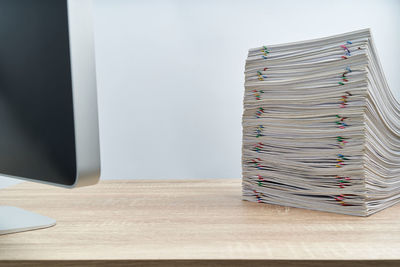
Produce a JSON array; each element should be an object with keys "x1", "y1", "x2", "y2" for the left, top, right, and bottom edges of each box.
[{"x1": 0, "y1": 0, "x2": 100, "y2": 235}]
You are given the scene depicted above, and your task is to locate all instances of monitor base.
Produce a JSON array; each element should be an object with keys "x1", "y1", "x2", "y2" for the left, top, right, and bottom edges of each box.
[{"x1": 0, "y1": 206, "x2": 56, "y2": 235}]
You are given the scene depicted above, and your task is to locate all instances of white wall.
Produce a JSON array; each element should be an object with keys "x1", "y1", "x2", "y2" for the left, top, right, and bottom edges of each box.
[{"x1": 1, "y1": 0, "x2": 399, "y2": 187}]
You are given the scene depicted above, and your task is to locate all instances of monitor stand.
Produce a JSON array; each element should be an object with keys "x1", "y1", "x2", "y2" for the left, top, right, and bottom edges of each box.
[{"x1": 0, "y1": 206, "x2": 56, "y2": 235}]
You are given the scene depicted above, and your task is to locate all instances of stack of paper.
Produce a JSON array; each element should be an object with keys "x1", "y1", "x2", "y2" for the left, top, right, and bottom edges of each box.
[{"x1": 242, "y1": 29, "x2": 400, "y2": 216}]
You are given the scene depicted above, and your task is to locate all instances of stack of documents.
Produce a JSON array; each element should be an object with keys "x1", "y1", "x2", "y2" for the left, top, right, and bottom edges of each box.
[{"x1": 242, "y1": 29, "x2": 400, "y2": 216}]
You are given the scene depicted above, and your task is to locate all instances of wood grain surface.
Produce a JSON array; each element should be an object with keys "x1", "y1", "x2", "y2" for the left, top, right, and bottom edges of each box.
[{"x1": 0, "y1": 179, "x2": 399, "y2": 265}]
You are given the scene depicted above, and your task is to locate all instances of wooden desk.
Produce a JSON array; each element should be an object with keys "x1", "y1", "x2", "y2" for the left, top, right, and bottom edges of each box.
[{"x1": 0, "y1": 179, "x2": 399, "y2": 266}]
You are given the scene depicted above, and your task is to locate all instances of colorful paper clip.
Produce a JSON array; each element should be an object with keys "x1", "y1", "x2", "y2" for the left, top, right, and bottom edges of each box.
[
  {"x1": 336, "y1": 176, "x2": 351, "y2": 188},
  {"x1": 255, "y1": 107, "x2": 265, "y2": 118},
  {"x1": 253, "y1": 142, "x2": 264, "y2": 152},
  {"x1": 261, "y1": 46, "x2": 269, "y2": 59},
  {"x1": 340, "y1": 43, "x2": 351, "y2": 56},
  {"x1": 255, "y1": 125, "x2": 264, "y2": 138},
  {"x1": 253, "y1": 190, "x2": 262, "y2": 203},
  {"x1": 335, "y1": 136, "x2": 349, "y2": 148},
  {"x1": 257, "y1": 71, "x2": 267, "y2": 80}
]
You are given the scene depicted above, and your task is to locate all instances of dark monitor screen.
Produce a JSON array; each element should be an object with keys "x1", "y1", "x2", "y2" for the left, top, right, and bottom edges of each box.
[{"x1": 0, "y1": 0, "x2": 77, "y2": 186}]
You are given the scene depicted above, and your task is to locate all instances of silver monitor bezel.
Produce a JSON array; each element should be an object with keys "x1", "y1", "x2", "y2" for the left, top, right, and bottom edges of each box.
[{"x1": 1, "y1": 0, "x2": 100, "y2": 188}]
